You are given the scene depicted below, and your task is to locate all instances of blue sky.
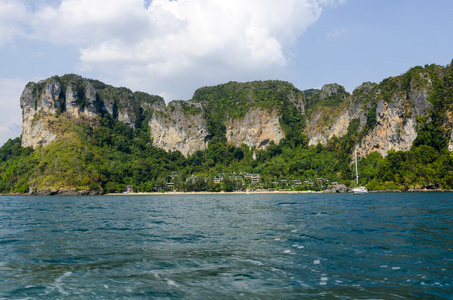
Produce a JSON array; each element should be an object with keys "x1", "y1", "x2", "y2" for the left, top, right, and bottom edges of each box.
[{"x1": 0, "y1": 0, "x2": 452, "y2": 146}]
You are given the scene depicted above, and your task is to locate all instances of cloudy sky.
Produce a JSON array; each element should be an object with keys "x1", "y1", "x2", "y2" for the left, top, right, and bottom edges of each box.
[{"x1": 0, "y1": 0, "x2": 452, "y2": 146}]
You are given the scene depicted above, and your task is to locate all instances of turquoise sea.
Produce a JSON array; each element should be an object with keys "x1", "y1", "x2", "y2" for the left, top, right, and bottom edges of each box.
[{"x1": 0, "y1": 193, "x2": 452, "y2": 299}]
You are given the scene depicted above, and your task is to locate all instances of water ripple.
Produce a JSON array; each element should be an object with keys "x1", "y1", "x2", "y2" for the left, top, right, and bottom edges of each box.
[{"x1": 0, "y1": 193, "x2": 452, "y2": 299}]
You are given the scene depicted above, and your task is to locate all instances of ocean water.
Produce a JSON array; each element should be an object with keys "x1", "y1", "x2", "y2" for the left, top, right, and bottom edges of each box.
[{"x1": 0, "y1": 192, "x2": 452, "y2": 299}]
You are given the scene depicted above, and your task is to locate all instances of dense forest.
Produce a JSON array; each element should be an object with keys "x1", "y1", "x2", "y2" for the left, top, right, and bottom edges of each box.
[{"x1": 1, "y1": 62, "x2": 453, "y2": 194}]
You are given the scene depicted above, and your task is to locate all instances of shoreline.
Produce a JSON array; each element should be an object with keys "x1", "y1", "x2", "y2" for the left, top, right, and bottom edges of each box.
[
  {"x1": 2, "y1": 189, "x2": 452, "y2": 196},
  {"x1": 106, "y1": 188, "x2": 453, "y2": 196},
  {"x1": 107, "y1": 190, "x2": 312, "y2": 196}
]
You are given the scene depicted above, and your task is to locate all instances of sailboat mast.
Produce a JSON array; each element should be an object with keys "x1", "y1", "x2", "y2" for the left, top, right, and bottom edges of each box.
[{"x1": 355, "y1": 148, "x2": 359, "y2": 187}]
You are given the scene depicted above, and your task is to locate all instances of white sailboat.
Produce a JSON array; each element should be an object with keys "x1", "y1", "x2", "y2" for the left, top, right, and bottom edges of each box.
[{"x1": 351, "y1": 148, "x2": 368, "y2": 195}]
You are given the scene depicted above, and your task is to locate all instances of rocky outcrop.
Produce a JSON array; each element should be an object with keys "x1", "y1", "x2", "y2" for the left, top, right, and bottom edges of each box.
[
  {"x1": 20, "y1": 79, "x2": 61, "y2": 148},
  {"x1": 305, "y1": 78, "x2": 433, "y2": 157},
  {"x1": 40, "y1": 80, "x2": 62, "y2": 114},
  {"x1": 20, "y1": 75, "x2": 164, "y2": 148},
  {"x1": 449, "y1": 132, "x2": 453, "y2": 152},
  {"x1": 357, "y1": 100, "x2": 418, "y2": 157},
  {"x1": 149, "y1": 101, "x2": 210, "y2": 156},
  {"x1": 65, "y1": 81, "x2": 100, "y2": 118},
  {"x1": 65, "y1": 83, "x2": 81, "y2": 118},
  {"x1": 319, "y1": 83, "x2": 348, "y2": 101},
  {"x1": 226, "y1": 108, "x2": 284, "y2": 149},
  {"x1": 305, "y1": 83, "x2": 357, "y2": 146},
  {"x1": 333, "y1": 184, "x2": 348, "y2": 193},
  {"x1": 288, "y1": 90, "x2": 305, "y2": 113},
  {"x1": 308, "y1": 110, "x2": 354, "y2": 146},
  {"x1": 357, "y1": 82, "x2": 431, "y2": 157},
  {"x1": 83, "y1": 82, "x2": 100, "y2": 118},
  {"x1": 29, "y1": 189, "x2": 101, "y2": 196}
]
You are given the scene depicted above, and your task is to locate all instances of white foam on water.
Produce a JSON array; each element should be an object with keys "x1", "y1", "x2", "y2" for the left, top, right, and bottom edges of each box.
[
  {"x1": 48, "y1": 271, "x2": 72, "y2": 296},
  {"x1": 167, "y1": 279, "x2": 178, "y2": 287},
  {"x1": 145, "y1": 270, "x2": 160, "y2": 278},
  {"x1": 380, "y1": 265, "x2": 388, "y2": 268},
  {"x1": 104, "y1": 285, "x2": 109, "y2": 289},
  {"x1": 391, "y1": 267, "x2": 401, "y2": 270},
  {"x1": 314, "y1": 260, "x2": 320, "y2": 264},
  {"x1": 292, "y1": 244, "x2": 298, "y2": 247},
  {"x1": 274, "y1": 238, "x2": 280, "y2": 241},
  {"x1": 389, "y1": 293, "x2": 406, "y2": 299},
  {"x1": 296, "y1": 280, "x2": 310, "y2": 288},
  {"x1": 284, "y1": 250, "x2": 291, "y2": 253},
  {"x1": 297, "y1": 246, "x2": 304, "y2": 249},
  {"x1": 319, "y1": 281, "x2": 327, "y2": 285},
  {"x1": 320, "y1": 277, "x2": 328, "y2": 281},
  {"x1": 291, "y1": 229, "x2": 298, "y2": 233},
  {"x1": 244, "y1": 259, "x2": 264, "y2": 266}
]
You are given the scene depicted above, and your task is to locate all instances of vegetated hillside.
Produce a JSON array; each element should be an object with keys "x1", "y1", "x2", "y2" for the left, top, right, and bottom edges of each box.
[{"x1": 1, "y1": 61, "x2": 453, "y2": 195}]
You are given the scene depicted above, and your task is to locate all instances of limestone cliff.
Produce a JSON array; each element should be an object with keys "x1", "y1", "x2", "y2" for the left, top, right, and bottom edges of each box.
[
  {"x1": 357, "y1": 99, "x2": 420, "y2": 157},
  {"x1": 226, "y1": 107, "x2": 284, "y2": 149},
  {"x1": 20, "y1": 77, "x2": 305, "y2": 155},
  {"x1": 306, "y1": 83, "x2": 358, "y2": 146},
  {"x1": 19, "y1": 64, "x2": 452, "y2": 158},
  {"x1": 20, "y1": 74, "x2": 164, "y2": 148},
  {"x1": 20, "y1": 79, "x2": 61, "y2": 148},
  {"x1": 304, "y1": 70, "x2": 438, "y2": 157},
  {"x1": 149, "y1": 101, "x2": 210, "y2": 156}
]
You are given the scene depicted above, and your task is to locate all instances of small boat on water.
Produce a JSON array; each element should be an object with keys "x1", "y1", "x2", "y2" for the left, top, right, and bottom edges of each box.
[
  {"x1": 351, "y1": 149, "x2": 368, "y2": 195},
  {"x1": 351, "y1": 185, "x2": 368, "y2": 195}
]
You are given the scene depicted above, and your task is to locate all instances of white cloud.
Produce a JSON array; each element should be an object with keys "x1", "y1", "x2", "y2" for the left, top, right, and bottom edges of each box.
[
  {"x1": 0, "y1": 78, "x2": 26, "y2": 146},
  {"x1": 2, "y1": 0, "x2": 344, "y2": 101},
  {"x1": 30, "y1": 0, "x2": 150, "y2": 44},
  {"x1": 0, "y1": 0, "x2": 28, "y2": 46}
]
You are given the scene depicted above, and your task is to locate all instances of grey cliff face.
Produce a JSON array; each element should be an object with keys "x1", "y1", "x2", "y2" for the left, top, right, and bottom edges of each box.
[
  {"x1": 449, "y1": 132, "x2": 453, "y2": 152},
  {"x1": 83, "y1": 82, "x2": 99, "y2": 117},
  {"x1": 306, "y1": 78, "x2": 434, "y2": 157},
  {"x1": 20, "y1": 83, "x2": 36, "y2": 117},
  {"x1": 40, "y1": 80, "x2": 62, "y2": 114},
  {"x1": 306, "y1": 85, "x2": 357, "y2": 146},
  {"x1": 288, "y1": 90, "x2": 305, "y2": 114},
  {"x1": 141, "y1": 99, "x2": 166, "y2": 112},
  {"x1": 319, "y1": 83, "x2": 347, "y2": 101},
  {"x1": 149, "y1": 101, "x2": 210, "y2": 157},
  {"x1": 357, "y1": 99, "x2": 418, "y2": 157},
  {"x1": 226, "y1": 108, "x2": 284, "y2": 149},
  {"x1": 20, "y1": 75, "x2": 166, "y2": 148},
  {"x1": 20, "y1": 79, "x2": 62, "y2": 148},
  {"x1": 357, "y1": 82, "x2": 431, "y2": 157},
  {"x1": 65, "y1": 83, "x2": 80, "y2": 118},
  {"x1": 306, "y1": 83, "x2": 355, "y2": 146}
]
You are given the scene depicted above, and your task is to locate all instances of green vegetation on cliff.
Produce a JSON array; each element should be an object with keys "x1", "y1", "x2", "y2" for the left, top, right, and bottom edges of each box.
[{"x1": 193, "y1": 80, "x2": 305, "y2": 139}]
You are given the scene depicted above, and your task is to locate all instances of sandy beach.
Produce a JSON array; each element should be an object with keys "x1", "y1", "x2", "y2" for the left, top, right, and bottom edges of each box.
[{"x1": 107, "y1": 190, "x2": 316, "y2": 196}]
